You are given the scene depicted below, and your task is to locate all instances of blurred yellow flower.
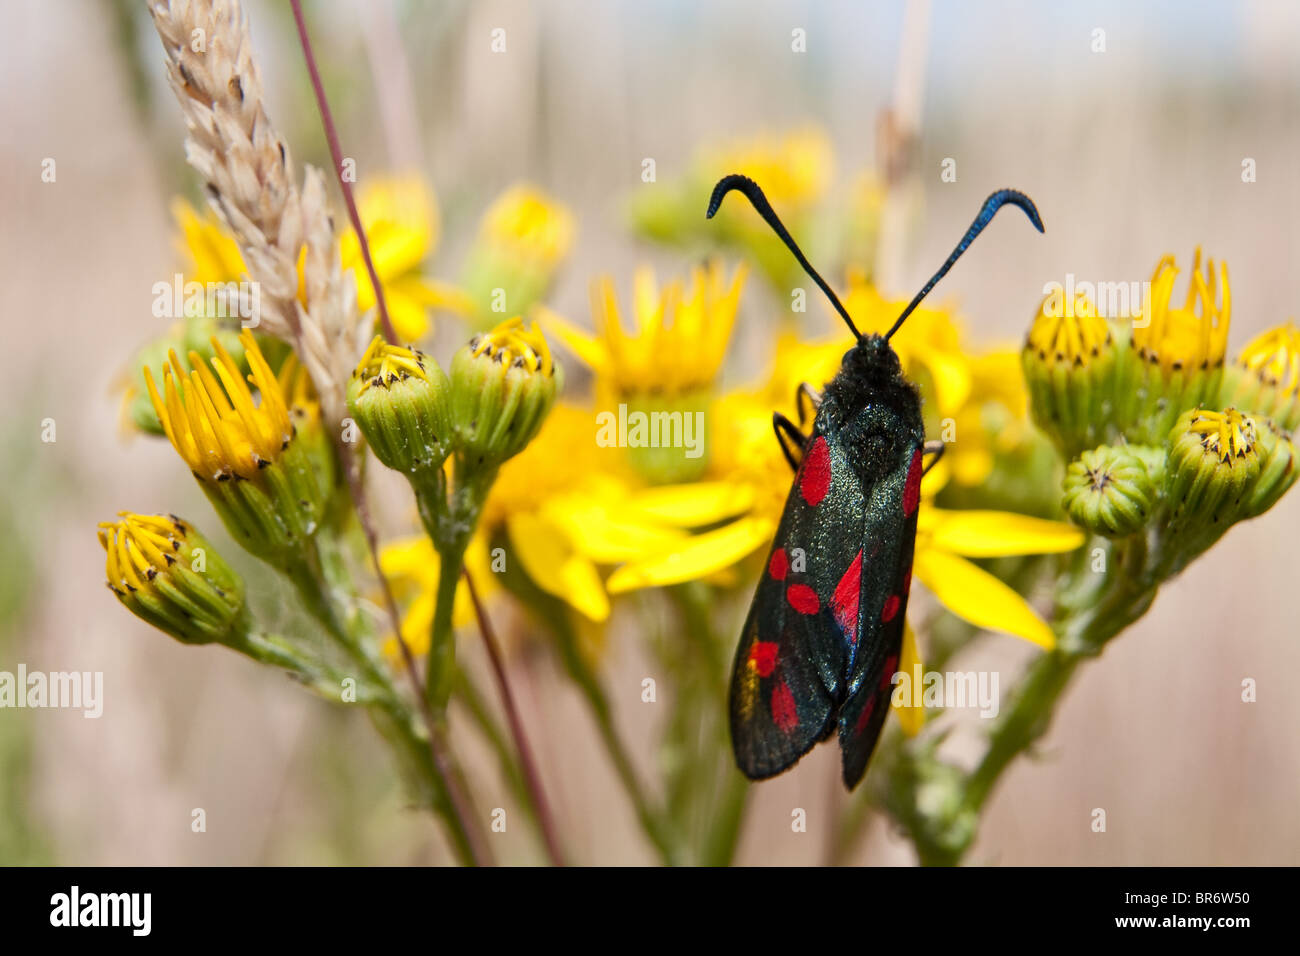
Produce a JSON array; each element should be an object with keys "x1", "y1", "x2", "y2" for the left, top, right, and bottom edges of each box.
[
  {"x1": 479, "y1": 184, "x2": 576, "y2": 273},
  {"x1": 341, "y1": 175, "x2": 470, "y2": 341},
  {"x1": 698, "y1": 127, "x2": 833, "y2": 209},
  {"x1": 379, "y1": 534, "x2": 496, "y2": 657},
  {"x1": 171, "y1": 173, "x2": 464, "y2": 343},
  {"x1": 541, "y1": 262, "x2": 747, "y2": 402}
]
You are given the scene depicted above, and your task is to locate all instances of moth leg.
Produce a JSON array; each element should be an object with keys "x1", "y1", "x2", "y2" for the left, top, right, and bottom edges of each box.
[
  {"x1": 795, "y1": 383, "x2": 823, "y2": 429},
  {"x1": 921, "y1": 439, "x2": 946, "y2": 476},
  {"x1": 772, "y1": 413, "x2": 807, "y2": 472}
]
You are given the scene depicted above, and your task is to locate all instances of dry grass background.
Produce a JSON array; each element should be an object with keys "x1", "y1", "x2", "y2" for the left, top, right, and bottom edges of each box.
[{"x1": 1, "y1": 0, "x2": 1297, "y2": 864}]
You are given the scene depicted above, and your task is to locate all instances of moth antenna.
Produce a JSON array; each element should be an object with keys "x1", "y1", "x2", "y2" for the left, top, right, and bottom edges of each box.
[
  {"x1": 708, "y1": 174, "x2": 862, "y2": 340},
  {"x1": 885, "y1": 188, "x2": 1045, "y2": 340}
]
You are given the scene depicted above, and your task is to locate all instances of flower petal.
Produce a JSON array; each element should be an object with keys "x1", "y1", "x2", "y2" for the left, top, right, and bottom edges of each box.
[
  {"x1": 508, "y1": 512, "x2": 610, "y2": 621},
  {"x1": 913, "y1": 547, "x2": 1056, "y2": 649},
  {"x1": 606, "y1": 517, "x2": 774, "y2": 593},
  {"x1": 628, "y1": 482, "x2": 756, "y2": 527},
  {"x1": 891, "y1": 619, "x2": 925, "y2": 736},
  {"x1": 924, "y1": 510, "x2": 1085, "y2": 558},
  {"x1": 536, "y1": 305, "x2": 611, "y2": 378}
]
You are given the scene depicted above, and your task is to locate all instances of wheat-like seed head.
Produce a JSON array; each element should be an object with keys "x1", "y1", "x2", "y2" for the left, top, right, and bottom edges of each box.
[{"x1": 148, "y1": 0, "x2": 359, "y2": 422}]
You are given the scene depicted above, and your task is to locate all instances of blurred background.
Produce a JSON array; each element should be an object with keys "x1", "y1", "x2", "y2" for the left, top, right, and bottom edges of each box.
[{"x1": 1, "y1": 0, "x2": 1297, "y2": 865}]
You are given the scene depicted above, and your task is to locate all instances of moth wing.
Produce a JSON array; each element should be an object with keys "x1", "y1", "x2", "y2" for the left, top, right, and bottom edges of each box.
[
  {"x1": 729, "y1": 430, "x2": 865, "y2": 780},
  {"x1": 836, "y1": 438, "x2": 923, "y2": 789}
]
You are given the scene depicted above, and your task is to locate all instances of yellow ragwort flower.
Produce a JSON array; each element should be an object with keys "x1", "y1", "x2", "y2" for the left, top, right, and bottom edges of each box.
[
  {"x1": 479, "y1": 184, "x2": 576, "y2": 272},
  {"x1": 172, "y1": 174, "x2": 464, "y2": 343},
  {"x1": 698, "y1": 127, "x2": 833, "y2": 209},
  {"x1": 341, "y1": 175, "x2": 470, "y2": 340},
  {"x1": 1134, "y1": 248, "x2": 1230, "y2": 377},
  {"x1": 542, "y1": 262, "x2": 747, "y2": 401},
  {"x1": 1222, "y1": 321, "x2": 1300, "y2": 430},
  {"x1": 145, "y1": 328, "x2": 289, "y2": 482},
  {"x1": 99, "y1": 512, "x2": 247, "y2": 645}
]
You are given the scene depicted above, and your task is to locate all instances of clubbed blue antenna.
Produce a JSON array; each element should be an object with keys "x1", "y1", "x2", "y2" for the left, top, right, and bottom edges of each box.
[
  {"x1": 883, "y1": 188, "x2": 1045, "y2": 340},
  {"x1": 708, "y1": 173, "x2": 863, "y2": 340}
]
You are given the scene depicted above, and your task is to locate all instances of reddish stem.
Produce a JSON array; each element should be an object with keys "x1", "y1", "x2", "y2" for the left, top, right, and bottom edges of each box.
[
  {"x1": 289, "y1": 0, "x2": 398, "y2": 345},
  {"x1": 463, "y1": 567, "x2": 567, "y2": 866}
]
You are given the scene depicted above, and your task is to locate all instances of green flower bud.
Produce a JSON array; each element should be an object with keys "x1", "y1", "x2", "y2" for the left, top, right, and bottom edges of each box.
[
  {"x1": 347, "y1": 336, "x2": 453, "y2": 476},
  {"x1": 1022, "y1": 290, "x2": 1118, "y2": 458},
  {"x1": 1062, "y1": 445, "x2": 1162, "y2": 537},
  {"x1": 1165, "y1": 408, "x2": 1260, "y2": 529},
  {"x1": 1245, "y1": 418, "x2": 1298, "y2": 518},
  {"x1": 450, "y1": 317, "x2": 562, "y2": 469},
  {"x1": 460, "y1": 186, "x2": 574, "y2": 328},
  {"x1": 99, "y1": 513, "x2": 247, "y2": 646},
  {"x1": 1219, "y1": 322, "x2": 1300, "y2": 432},
  {"x1": 145, "y1": 331, "x2": 328, "y2": 562}
]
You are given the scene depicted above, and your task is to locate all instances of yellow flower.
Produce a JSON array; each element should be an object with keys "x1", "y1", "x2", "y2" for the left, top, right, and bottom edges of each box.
[
  {"x1": 145, "y1": 330, "x2": 328, "y2": 559},
  {"x1": 379, "y1": 534, "x2": 496, "y2": 657},
  {"x1": 172, "y1": 199, "x2": 247, "y2": 287},
  {"x1": 145, "y1": 328, "x2": 289, "y2": 481},
  {"x1": 698, "y1": 127, "x2": 833, "y2": 209},
  {"x1": 1134, "y1": 248, "x2": 1230, "y2": 377},
  {"x1": 912, "y1": 494, "x2": 1083, "y2": 650},
  {"x1": 542, "y1": 262, "x2": 747, "y2": 402},
  {"x1": 341, "y1": 175, "x2": 470, "y2": 341},
  {"x1": 479, "y1": 184, "x2": 576, "y2": 272},
  {"x1": 1221, "y1": 321, "x2": 1300, "y2": 430},
  {"x1": 481, "y1": 405, "x2": 689, "y2": 622},
  {"x1": 99, "y1": 512, "x2": 247, "y2": 646},
  {"x1": 171, "y1": 174, "x2": 465, "y2": 343}
]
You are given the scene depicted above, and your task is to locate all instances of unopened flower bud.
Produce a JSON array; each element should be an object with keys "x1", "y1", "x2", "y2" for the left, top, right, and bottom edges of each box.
[
  {"x1": 145, "y1": 330, "x2": 328, "y2": 561},
  {"x1": 1244, "y1": 418, "x2": 1298, "y2": 518},
  {"x1": 1119, "y1": 250, "x2": 1230, "y2": 444},
  {"x1": 99, "y1": 513, "x2": 247, "y2": 646},
  {"x1": 450, "y1": 318, "x2": 561, "y2": 469},
  {"x1": 1219, "y1": 322, "x2": 1300, "y2": 432},
  {"x1": 1023, "y1": 290, "x2": 1117, "y2": 457},
  {"x1": 347, "y1": 337, "x2": 453, "y2": 476},
  {"x1": 1062, "y1": 445, "x2": 1162, "y2": 537},
  {"x1": 1165, "y1": 408, "x2": 1260, "y2": 529}
]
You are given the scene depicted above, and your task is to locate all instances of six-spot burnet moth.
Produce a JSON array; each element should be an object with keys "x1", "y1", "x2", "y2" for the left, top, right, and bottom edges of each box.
[{"x1": 707, "y1": 175, "x2": 1045, "y2": 789}]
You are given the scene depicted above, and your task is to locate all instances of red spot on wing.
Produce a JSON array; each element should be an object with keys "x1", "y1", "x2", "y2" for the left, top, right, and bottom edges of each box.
[
  {"x1": 749, "y1": 641, "x2": 779, "y2": 677},
  {"x1": 768, "y1": 548, "x2": 789, "y2": 581},
  {"x1": 903, "y1": 448, "x2": 923, "y2": 517},
  {"x1": 771, "y1": 679, "x2": 799, "y2": 732},
  {"x1": 881, "y1": 594, "x2": 901, "y2": 623},
  {"x1": 854, "y1": 695, "x2": 876, "y2": 734},
  {"x1": 800, "y1": 436, "x2": 831, "y2": 506},
  {"x1": 831, "y1": 550, "x2": 864, "y2": 643},
  {"x1": 786, "y1": 584, "x2": 820, "y2": 615},
  {"x1": 880, "y1": 654, "x2": 899, "y2": 691}
]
